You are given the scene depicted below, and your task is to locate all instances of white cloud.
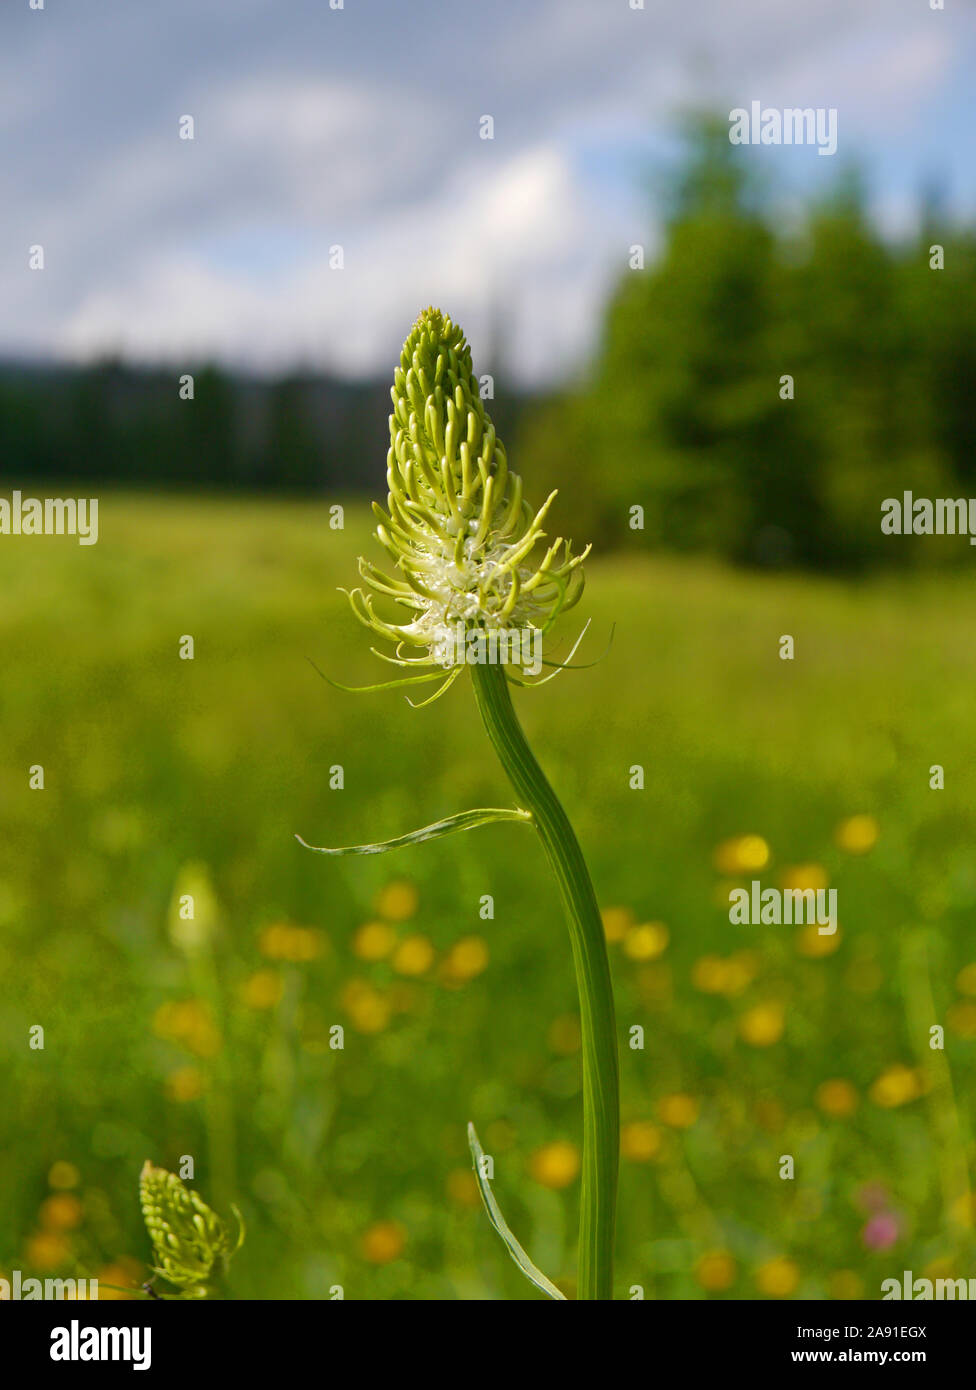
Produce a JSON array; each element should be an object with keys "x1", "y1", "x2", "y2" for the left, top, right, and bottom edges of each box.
[
  {"x1": 1, "y1": 0, "x2": 972, "y2": 377},
  {"x1": 57, "y1": 143, "x2": 616, "y2": 384},
  {"x1": 766, "y1": 26, "x2": 954, "y2": 134}
]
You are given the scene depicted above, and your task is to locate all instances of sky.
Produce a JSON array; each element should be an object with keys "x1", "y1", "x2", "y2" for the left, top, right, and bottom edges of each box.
[{"x1": 1, "y1": 0, "x2": 973, "y2": 384}]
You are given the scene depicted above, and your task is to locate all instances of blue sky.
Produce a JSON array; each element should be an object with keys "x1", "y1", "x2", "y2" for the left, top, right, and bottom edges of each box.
[{"x1": 2, "y1": 0, "x2": 973, "y2": 383}]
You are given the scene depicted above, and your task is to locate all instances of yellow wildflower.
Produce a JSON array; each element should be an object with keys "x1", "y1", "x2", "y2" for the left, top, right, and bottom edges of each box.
[
  {"x1": 622, "y1": 922, "x2": 669, "y2": 961},
  {"x1": 165, "y1": 1066, "x2": 206, "y2": 1103},
  {"x1": 816, "y1": 1079, "x2": 859, "y2": 1118},
  {"x1": 948, "y1": 1001, "x2": 976, "y2": 1038},
  {"x1": 780, "y1": 864, "x2": 829, "y2": 892},
  {"x1": 341, "y1": 980, "x2": 392, "y2": 1033},
  {"x1": 240, "y1": 969, "x2": 283, "y2": 1010},
  {"x1": 440, "y1": 935, "x2": 489, "y2": 984},
  {"x1": 25, "y1": 1232, "x2": 70, "y2": 1271},
  {"x1": 695, "y1": 1250, "x2": 737, "y2": 1292},
  {"x1": 361, "y1": 1221, "x2": 406, "y2": 1263},
  {"x1": 835, "y1": 815, "x2": 878, "y2": 854},
  {"x1": 870, "y1": 1064, "x2": 923, "y2": 1108},
  {"x1": 601, "y1": 906, "x2": 635, "y2": 942},
  {"x1": 392, "y1": 934, "x2": 435, "y2": 976},
  {"x1": 529, "y1": 1141, "x2": 580, "y2": 1189},
  {"x1": 739, "y1": 1002, "x2": 785, "y2": 1047},
  {"x1": 375, "y1": 880, "x2": 419, "y2": 922},
  {"x1": 714, "y1": 835, "x2": 770, "y2": 875},
  {"x1": 39, "y1": 1194, "x2": 83, "y2": 1232},
  {"x1": 258, "y1": 923, "x2": 323, "y2": 963},
  {"x1": 657, "y1": 1094, "x2": 698, "y2": 1128},
  {"x1": 796, "y1": 923, "x2": 842, "y2": 957},
  {"x1": 620, "y1": 1122, "x2": 661, "y2": 1162},
  {"x1": 828, "y1": 1270, "x2": 863, "y2": 1300},
  {"x1": 152, "y1": 999, "x2": 221, "y2": 1058},
  {"x1": 352, "y1": 921, "x2": 398, "y2": 960},
  {"x1": 756, "y1": 1257, "x2": 799, "y2": 1297},
  {"x1": 446, "y1": 1169, "x2": 480, "y2": 1207}
]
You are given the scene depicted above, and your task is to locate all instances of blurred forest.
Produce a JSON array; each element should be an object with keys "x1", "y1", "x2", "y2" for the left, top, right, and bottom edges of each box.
[
  {"x1": 3, "y1": 120, "x2": 974, "y2": 572},
  {"x1": 525, "y1": 120, "x2": 976, "y2": 571}
]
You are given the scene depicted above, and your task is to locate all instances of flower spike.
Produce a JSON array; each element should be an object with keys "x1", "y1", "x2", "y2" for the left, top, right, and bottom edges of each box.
[
  {"x1": 341, "y1": 307, "x2": 589, "y2": 686},
  {"x1": 139, "y1": 1162, "x2": 243, "y2": 1299}
]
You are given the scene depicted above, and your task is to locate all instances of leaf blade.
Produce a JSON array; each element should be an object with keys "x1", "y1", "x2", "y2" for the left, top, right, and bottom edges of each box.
[
  {"x1": 296, "y1": 807, "x2": 532, "y2": 857},
  {"x1": 467, "y1": 1122, "x2": 567, "y2": 1300}
]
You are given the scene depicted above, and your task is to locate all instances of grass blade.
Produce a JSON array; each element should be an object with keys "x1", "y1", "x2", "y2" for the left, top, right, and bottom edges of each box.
[
  {"x1": 467, "y1": 1122, "x2": 567, "y2": 1300},
  {"x1": 296, "y1": 807, "x2": 532, "y2": 856}
]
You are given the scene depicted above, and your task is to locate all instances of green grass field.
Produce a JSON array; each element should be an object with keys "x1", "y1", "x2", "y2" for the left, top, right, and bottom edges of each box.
[{"x1": 2, "y1": 493, "x2": 976, "y2": 1299}]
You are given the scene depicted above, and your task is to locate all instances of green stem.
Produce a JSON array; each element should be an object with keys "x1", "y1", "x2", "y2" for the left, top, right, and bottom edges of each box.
[
  {"x1": 470, "y1": 661, "x2": 619, "y2": 1300},
  {"x1": 186, "y1": 943, "x2": 236, "y2": 1215}
]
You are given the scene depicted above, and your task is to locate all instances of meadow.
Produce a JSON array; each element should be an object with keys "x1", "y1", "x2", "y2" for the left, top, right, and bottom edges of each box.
[{"x1": 2, "y1": 492, "x2": 975, "y2": 1300}]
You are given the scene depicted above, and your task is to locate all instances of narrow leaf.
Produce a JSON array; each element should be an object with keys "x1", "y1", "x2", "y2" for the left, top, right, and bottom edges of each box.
[
  {"x1": 467, "y1": 1122, "x2": 567, "y2": 1301},
  {"x1": 296, "y1": 807, "x2": 532, "y2": 857},
  {"x1": 540, "y1": 620, "x2": 616, "y2": 671},
  {"x1": 306, "y1": 655, "x2": 445, "y2": 694}
]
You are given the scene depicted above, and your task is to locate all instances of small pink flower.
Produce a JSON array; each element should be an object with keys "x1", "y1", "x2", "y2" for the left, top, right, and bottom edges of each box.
[{"x1": 862, "y1": 1211, "x2": 900, "y2": 1251}]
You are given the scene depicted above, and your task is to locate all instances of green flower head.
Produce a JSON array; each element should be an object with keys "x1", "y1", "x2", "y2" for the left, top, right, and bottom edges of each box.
[
  {"x1": 139, "y1": 1162, "x2": 243, "y2": 1298},
  {"x1": 344, "y1": 308, "x2": 589, "y2": 698}
]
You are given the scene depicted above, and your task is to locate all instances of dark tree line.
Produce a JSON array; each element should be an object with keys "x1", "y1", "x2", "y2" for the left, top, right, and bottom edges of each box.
[{"x1": 0, "y1": 362, "x2": 390, "y2": 494}]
